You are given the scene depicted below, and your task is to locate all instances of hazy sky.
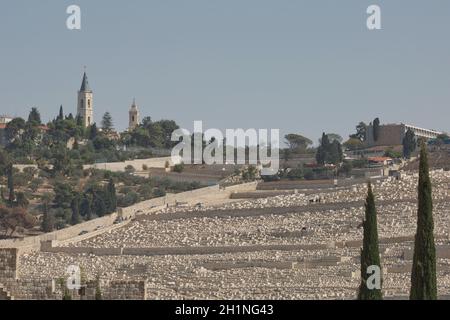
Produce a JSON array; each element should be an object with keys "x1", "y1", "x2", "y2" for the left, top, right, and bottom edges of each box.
[{"x1": 0, "y1": 0, "x2": 449, "y2": 144}]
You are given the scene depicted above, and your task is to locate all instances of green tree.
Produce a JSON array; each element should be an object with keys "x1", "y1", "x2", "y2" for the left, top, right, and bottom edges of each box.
[
  {"x1": 92, "y1": 195, "x2": 107, "y2": 217},
  {"x1": 344, "y1": 138, "x2": 364, "y2": 151},
  {"x1": 27, "y1": 107, "x2": 42, "y2": 125},
  {"x1": 101, "y1": 112, "x2": 114, "y2": 133},
  {"x1": 373, "y1": 118, "x2": 381, "y2": 142},
  {"x1": 316, "y1": 133, "x2": 343, "y2": 165},
  {"x1": 358, "y1": 183, "x2": 383, "y2": 300},
  {"x1": 51, "y1": 143, "x2": 71, "y2": 176},
  {"x1": 89, "y1": 123, "x2": 98, "y2": 140},
  {"x1": 403, "y1": 129, "x2": 416, "y2": 159},
  {"x1": 158, "y1": 120, "x2": 180, "y2": 148},
  {"x1": 106, "y1": 179, "x2": 117, "y2": 213},
  {"x1": 0, "y1": 148, "x2": 11, "y2": 175},
  {"x1": 5, "y1": 117, "x2": 26, "y2": 145},
  {"x1": 80, "y1": 196, "x2": 93, "y2": 220},
  {"x1": 41, "y1": 193, "x2": 54, "y2": 232},
  {"x1": 284, "y1": 134, "x2": 313, "y2": 152},
  {"x1": 70, "y1": 196, "x2": 81, "y2": 225},
  {"x1": 324, "y1": 133, "x2": 343, "y2": 144},
  {"x1": 410, "y1": 143, "x2": 437, "y2": 300},
  {"x1": 350, "y1": 122, "x2": 368, "y2": 142},
  {"x1": 15, "y1": 192, "x2": 29, "y2": 208},
  {"x1": 58, "y1": 105, "x2": 64, "y2": 121},
  {"x1": 53, "y1": 182, "x2": 74, "y2": 209},
  {"x1": 6, "y1": 164, "x2": 15, "y2": 204}
]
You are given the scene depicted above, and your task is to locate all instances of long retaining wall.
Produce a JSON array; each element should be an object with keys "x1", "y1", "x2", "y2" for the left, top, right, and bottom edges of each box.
[
  {"x1": 83, "y1": 156, "x2": 181, "y2": 172},
  {"x1": 41, "y1": 243, "x2": 334, "y2": 256},
  {"x1": 0, "y1": 213, "x2": 121, "y2": 252},
  {"x1": 0, "y1": 182, "x2": 258, "y2": 251},
  {"x1": 41, "y1": 235, "x2": 450, "y2": 257},
  {"x1": 120, "y1": 181, "x2": 258, "y2": 217}
]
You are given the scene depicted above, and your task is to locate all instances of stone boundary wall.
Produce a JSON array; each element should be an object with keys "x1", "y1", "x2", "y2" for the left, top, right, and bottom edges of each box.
[
  {"x1": 42, "y1": 235, "x2": 449, "y2": 257},
  {"x1": 56, "y1": 219, "x2": 133, "y2": 246},
  {"x1": 0, "y1": 182, "x2": 258, "y2": 250},
  {"x1": 343, "y1": 235, "x2": 448, "y2": 250},
  {"x1": 122, "y1": 243, "x2": 333, "y2": 256},
  {"x1": 41, "y1": 243, "x2": 123, "y2": 256},
  {"x1": 0, "y1": 213, "x2": 120, "y2": 251},
  {"x1": 101, "y1": 280, "x2": 147, "y2": 300},
  {"x1": 0, "y1": 247, "x2": 147, "y2": 300},
  {"x1": 42, "y1": 243, "x2": 334, "y2": 256},
  {"x1": 202, "y1": 261, "x2": 294, "y2": 270},
  {"x1": 120, "y1": 182, "x2": 258, "y2": 217},
  {"x1": 83, "y1": 156, "x2": 181, "y2": 172},
  {"x1": 7, "y1": 279, "x2": 56, "y2": 300},
  {"x1": 402, "y1": 245, "x2": 450, "y2": 260},
  {"x1": 13, "y1": 156, "x2": 181, "y2": 173},
  {"x1": 0, "y1": 248, "x2": 18, "y2": 281},
  {"x1": 4, "y1": 278, "x2": 147, "y2": 300}
]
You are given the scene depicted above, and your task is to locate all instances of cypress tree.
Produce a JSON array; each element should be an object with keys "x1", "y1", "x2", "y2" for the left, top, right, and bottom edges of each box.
[
  {"x1": 410, "y1": 143, "x2": 437, "y2": 300},
  {"x1": 402, "y1": 129, "x2": 416, "y2": 159},
  {"x1": 27, "y1": 107, "x2": 42, "y2": 125},
  {"x1": 89, "y1": 123, "x2": 98, "y2": 140},
  {"x1": 107, "y1": 179, "x2": 117, "y2": 213},
  {"x1": 80, "y1": 196, "x2": 92, "y2": 220},
  {"x1": 93, "y1": 195, "x2": 107, "y2": 217},
  {"x1": 42, "y1": 209, "x2": 55, "y2": 233},
  {"x1": 6, "y1": 164, "x2": 15, "y2": 204},
  {"x1": 76, "y1": 115, "x2": 83, "y2": 127},
  {"x1": 358, "y1": 182, "x2": 383, "y2": 300},
  {"x1": 58, "y1": 105, "x2": 64, "y2": 121},
  {"x1": 373, "y1": 118, "x2": 381, "y2": 141},
  {"x1": 71, "y1": 196, "x2": 81, "y2": 225}
]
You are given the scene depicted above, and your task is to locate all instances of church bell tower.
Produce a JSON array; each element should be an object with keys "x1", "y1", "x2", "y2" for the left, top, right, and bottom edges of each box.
[
  {"x1": 77, "y1": 71, "x2": 94, "y2": 127},
  {"x1": 129, "y1": 98, "x2": 140, "y2": 131}
]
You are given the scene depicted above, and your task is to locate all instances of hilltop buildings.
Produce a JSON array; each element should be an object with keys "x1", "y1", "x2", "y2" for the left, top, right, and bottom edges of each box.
[
  {"x1": 365, "y1": 123, "x2": 442, "y2": 147},
  {"x1": 75, "y1": 71, "x2": 140, "y2": 131}
]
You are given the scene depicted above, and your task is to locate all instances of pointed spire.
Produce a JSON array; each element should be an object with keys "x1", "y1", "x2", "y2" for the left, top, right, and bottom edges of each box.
[
  {"x1": 130, "y1": 98, "x2": 138, "y2": 110},
  {"x1": 80, "y1": 70, "x2": 91, "y2": 92}
]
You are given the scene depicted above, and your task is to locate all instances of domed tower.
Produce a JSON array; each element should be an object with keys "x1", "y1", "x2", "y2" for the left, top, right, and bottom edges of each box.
[
  {"x1": 129, "y1": 99, "x2": 140, "y2": 131},
  {"x1": 77, "y1": 71, "x2": 94, "y2": 127}
]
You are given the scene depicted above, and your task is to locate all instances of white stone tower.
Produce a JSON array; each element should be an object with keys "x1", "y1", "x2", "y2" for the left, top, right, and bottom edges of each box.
[
  {"x1": 129, "y1": 99, "x2": 140, "y2": 131},
  {"x1": 77, "y1": 72, "x2": 94, "y2": 127}
]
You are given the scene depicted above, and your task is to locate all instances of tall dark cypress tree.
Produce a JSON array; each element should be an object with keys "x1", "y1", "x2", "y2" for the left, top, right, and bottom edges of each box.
[
  {"x1": 373, "y1": 118, "x2": 381, "y2": 142},
  {"x1": 410, "y1": 143, "x2": 437, "y2": 300},
  {"x1": 80, "y1": 196, "x2": 93, "y2": 220},
  {"x1": 42, "y1": 208, "x2": 55, "y2": 233},
  {"x1": 58, "y1": 105, "x2": 64, "y2": 121},
  {"x1": 71, "y1": 196, "x2": 81, "y2": 225},
  {"x1": 89, "y1": 123, "x2": 98, "y2": 140},
  {"x1": 106, "y1": 179, "x2": 117, "y2": 213},
  {"x1": 6, "y1": 164, "x2": 15, "y2": 204},
  {"x1": 358, "y1": 182, "x2": 382, "y2": 300}
]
